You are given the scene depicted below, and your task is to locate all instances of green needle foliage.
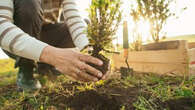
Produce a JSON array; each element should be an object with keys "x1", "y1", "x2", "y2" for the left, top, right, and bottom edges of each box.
[{"x1": 87, "y1": 0, "x2": 122, "y2": 54}]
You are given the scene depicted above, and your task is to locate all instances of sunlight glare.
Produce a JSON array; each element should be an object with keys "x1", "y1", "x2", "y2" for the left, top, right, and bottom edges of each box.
[{"x1": 136, "y1": 20, "x2": 151, "y2": 42}]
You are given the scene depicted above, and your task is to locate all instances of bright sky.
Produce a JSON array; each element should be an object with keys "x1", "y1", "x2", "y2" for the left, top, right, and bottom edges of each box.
[
  {"x1": 0, "y1": 0, "x2": 195, "y2": 59},
  {"x1": 115, "y1": 0, "x2": 195, "y2": 44}
]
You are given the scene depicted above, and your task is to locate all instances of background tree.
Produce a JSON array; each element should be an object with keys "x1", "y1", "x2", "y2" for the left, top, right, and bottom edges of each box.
[{"x1": 132, "y1": 0, "x2": 175, "y2": 42}]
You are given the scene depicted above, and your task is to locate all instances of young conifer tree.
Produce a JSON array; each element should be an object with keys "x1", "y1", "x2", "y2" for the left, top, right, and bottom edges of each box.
[
  {"x1": 87, "y1": 0, "x2": 122, "y2": 54},
  {"x1": 87, "y1": 0, "x2": 122, "y2": 75}
]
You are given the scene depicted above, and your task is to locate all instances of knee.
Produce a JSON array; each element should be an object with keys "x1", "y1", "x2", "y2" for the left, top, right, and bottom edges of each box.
[{"x1": 14, "y1": 0, "x2": 43, "y2": 21}]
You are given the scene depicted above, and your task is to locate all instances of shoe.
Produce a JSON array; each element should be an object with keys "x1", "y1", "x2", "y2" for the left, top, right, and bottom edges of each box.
[{"x1": 17, "y1": 64, "x2": 42, "y2": 91}]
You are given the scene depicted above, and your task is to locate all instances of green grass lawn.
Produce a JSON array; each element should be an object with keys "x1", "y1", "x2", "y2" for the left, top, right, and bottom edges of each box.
[
  {"x1": 0, "y1": 59, "x2": 16, "y2": 73},
  {"x1": 0, "y1": 59, "x2": 17, "y2": 86}
]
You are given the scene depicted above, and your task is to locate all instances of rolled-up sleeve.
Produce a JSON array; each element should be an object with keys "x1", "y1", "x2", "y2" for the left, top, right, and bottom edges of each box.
[{"x1": 0, "y1": 0, "x2": 48, "y2": 61}]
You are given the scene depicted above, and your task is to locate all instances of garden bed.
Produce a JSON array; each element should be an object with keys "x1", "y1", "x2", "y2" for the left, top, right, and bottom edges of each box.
[
  {"x1": 113, "y1": 40, "x2": 195, "y2": 76},
  {"x1": 0, "y1": 72, "x2": 194, "y2": 110}
]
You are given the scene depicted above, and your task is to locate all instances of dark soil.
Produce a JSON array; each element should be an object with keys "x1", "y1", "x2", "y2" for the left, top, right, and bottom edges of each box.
[
  {"x1": 165, "y1": 97, "x2": 195, "y2": 110},
  {"x1": 0, "y1": 74, "x2": 194, "y2": 110},
  {"x1": 88, "y1": 53, "x2": 110, "y2": 76},
  {"x1": 67, "y1": 90, "x2": 121, "y2": 110},
  {"x1": 45, "y1": 80, "x2": 139, "y2": 110}
]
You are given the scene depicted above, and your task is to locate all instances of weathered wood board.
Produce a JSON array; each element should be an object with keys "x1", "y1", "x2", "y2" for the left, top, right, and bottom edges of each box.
[
  {"x1": 188, "y1": 42, "x2": 195, "y2": 49},
  {"x1": 142, "y1": 40, "x2": 179, "y2": 51},
  {"x1": 113, "y1": 40, "x2": 190, "y2": 75},
  {"x1": 142, "y1": 40, "x2": 188, "y2": 51},
  {"x1": 113, "y1": 49, "x2": 189, "y2": 75},
  {"x1": 188, "y1": 48, "x2": 195, "y2": 75}
]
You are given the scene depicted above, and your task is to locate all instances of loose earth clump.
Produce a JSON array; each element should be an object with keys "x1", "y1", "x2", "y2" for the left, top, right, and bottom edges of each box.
[
  {"x1": 88, "y1": 53, "x2": 110, "y2": 75},
  {"x1": 87, "y1": 45, "x2": 110, "y2": 78}
]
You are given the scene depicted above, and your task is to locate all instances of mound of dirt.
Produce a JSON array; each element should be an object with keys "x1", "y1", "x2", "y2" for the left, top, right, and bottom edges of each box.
[
  {"x1": 67, "y1": 90, "x2": 121, "y2": 110},
  {"x1": 43, "y1": 80, "x2": 139, "y2": 110},
  {"x1": 88, "y1": 53, "x2": 110, "y2": 77}
]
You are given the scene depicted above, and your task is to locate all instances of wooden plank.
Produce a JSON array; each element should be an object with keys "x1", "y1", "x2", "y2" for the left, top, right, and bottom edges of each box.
[
  {"x1": 188, "y1": 42, "x2": 195, "y2": 49},
  {"x1": 188, "y1": 48, "x2": 195, "y2": 75},
  {"x1": 142, "y1": 40, "x2": 187, "y2": 51},
  {"x1": 113, "y1": 58, "x2": 188, "y2": 75},
  {"x1": 113, "y1": 55, "x2": 188, "y2": 75},
  {"x1": 189, "y1": 48, "x2": 195, "y2": 62},
  {"x1": 112, "y1": 49, "x2": 189, "y2": 75},
  {"x1": 142, "y1": 40, "x2": 180, "y2": 51},
  {"x1": 178, "y1": 40, "x2": 188, "y2": 50},
  {"x1": 113, "y1": 40, "x2": 189, "y2": 75},
  {"x1": 115, "y1": 49, "x2": 188, "y2": 64}
]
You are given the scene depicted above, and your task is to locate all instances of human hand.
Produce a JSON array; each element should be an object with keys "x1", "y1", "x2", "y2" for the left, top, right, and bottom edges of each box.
[
  {"x1": 82, "y1": 45, "x2": 111, "y2": 80},
  {"x1": 40, "y1": 46, "x2": 103, "y2": 82}
]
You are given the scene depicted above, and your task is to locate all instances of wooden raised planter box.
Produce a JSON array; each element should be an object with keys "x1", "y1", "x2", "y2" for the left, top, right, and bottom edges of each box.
[
  {"x1": 188, "y1": 42, "x2": 195, "y2": 75},
  {"x1": 113, "y1": 40, "x2": 195, "y2": 76}
]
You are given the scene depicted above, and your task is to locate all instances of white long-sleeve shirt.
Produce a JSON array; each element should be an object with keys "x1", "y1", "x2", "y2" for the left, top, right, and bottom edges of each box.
[
  {"x1": 43, "y1": 0, "x2": 89, "y2": 50},
  {"x1": 0, "y1": 0, "x2": 48, "y2": 61},
  {"x1": 0, "y1": 0, "x2": 89, "y2": 61}
]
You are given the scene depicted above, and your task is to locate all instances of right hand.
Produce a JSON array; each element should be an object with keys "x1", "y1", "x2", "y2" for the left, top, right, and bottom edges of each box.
[{"x1": 40, "y1": 46, "x2": 103, "y2": 82}]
